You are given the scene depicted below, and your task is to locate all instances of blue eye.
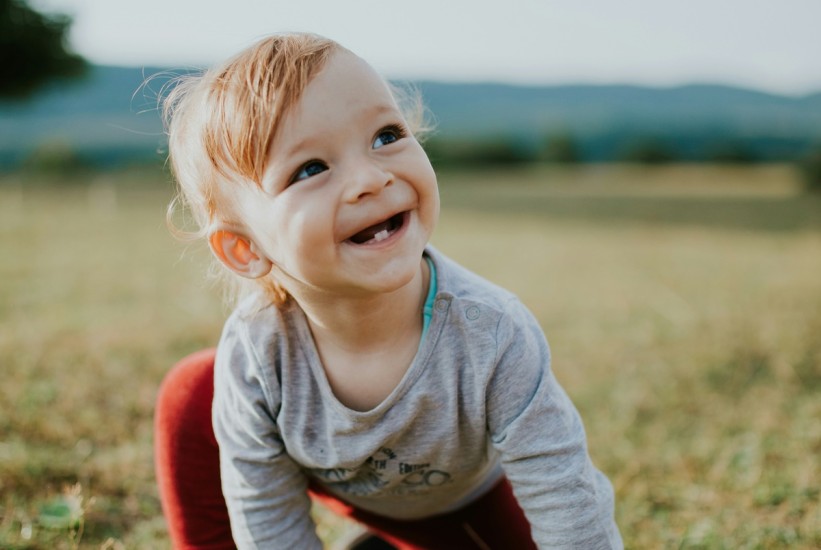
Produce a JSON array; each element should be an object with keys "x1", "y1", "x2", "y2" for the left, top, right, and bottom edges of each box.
[
  {"x1": 291, "y1": 160, "x2": 327, "y2": 183},
  {"x1": 373, "y1": 124, "x2": 407, "y2": 149}
]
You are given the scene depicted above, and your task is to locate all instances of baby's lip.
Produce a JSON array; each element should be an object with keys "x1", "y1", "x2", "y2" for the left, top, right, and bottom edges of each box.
[{"x1": 343, "y1": 210, "x2": 408, "y2": 244}]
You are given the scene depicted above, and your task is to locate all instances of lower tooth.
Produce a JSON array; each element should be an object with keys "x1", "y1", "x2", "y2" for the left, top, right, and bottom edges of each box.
[{"x1": 374, "y1": 229, "x2": 390, "y2": 242}]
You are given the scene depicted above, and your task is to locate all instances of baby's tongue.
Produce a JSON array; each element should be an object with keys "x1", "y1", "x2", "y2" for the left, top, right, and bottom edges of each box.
[{"x1": 350, "y1": 220, "x2": 391, "y2": 244}]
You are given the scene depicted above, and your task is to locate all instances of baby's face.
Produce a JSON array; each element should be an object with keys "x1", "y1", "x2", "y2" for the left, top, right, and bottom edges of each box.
[{"x1": 236, "y1": 50, "x2": 439, "y2": 297}]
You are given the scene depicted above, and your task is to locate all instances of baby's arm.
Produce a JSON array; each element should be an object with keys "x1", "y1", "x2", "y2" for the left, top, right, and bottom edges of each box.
[
  {"x1": 212, "y1": 317, "x2": 323, "y2": 549},
  {"x1": 487, "y1": 299, "x2": 622, "y2": 549}
]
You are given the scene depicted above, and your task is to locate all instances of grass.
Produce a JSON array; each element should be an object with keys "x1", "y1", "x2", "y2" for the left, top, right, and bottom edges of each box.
[{"x1": 1, "y1": 164, "x2": 819, "y2": 548}]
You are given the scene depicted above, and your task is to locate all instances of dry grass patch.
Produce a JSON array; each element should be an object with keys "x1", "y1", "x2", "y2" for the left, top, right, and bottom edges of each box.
[{"x1": 1, "y1": 164, "x2": 819, "y2": 548}]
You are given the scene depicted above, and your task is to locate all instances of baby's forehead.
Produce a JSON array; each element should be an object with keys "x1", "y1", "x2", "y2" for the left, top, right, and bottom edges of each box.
[
  {"x1": 278, "y1": 51, "x2": 400, "y2": 129},
  {"x1": 307, "y1": 49, "x2": 395, "y2": 101}
]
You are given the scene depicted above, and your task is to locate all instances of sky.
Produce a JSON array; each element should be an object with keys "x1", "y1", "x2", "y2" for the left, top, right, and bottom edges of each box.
[{"x1": 33, "y1": 0, "x2": 821, "y2": 96}]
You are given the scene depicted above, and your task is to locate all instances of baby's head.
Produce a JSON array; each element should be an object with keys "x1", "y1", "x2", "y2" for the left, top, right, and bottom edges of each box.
[{"x1": 166, "y1": 33, "x2": 439, "y2": 305}]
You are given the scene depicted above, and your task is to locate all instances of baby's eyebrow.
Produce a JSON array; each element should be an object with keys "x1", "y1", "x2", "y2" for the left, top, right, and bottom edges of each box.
[
  {"x1": 277, "y1": 135, "x2": 319, "y2": 159},
  {"x1": 366, "y1": 102, "x2": 401, "y2": 118}
]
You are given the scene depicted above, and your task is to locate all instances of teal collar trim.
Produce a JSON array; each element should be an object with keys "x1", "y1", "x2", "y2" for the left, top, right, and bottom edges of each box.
[{"x1": 421, "y1": 255, "x2": 437, "y2": 337}]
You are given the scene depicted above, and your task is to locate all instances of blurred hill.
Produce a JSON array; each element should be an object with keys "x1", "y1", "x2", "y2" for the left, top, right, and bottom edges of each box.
[
  {"x1": 420, "y1": 82, "x2": 821, "y2": 163},
  {"x1": 0, "y1": 65, "x2": 169, "y2": 167},
  {"x1": 1, "y1": 64, "x2": 820, "y2": 168}
]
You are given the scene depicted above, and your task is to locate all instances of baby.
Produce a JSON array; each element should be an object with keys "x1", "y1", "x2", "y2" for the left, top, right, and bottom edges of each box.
[{"x1": 154, "y1": 33, "x2": 622, "y2": 549}]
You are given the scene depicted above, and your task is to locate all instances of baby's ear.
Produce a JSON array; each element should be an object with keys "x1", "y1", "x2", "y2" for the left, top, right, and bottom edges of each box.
[{"x1": 208, "y1": 227, "x2": 272, "y2": 279}]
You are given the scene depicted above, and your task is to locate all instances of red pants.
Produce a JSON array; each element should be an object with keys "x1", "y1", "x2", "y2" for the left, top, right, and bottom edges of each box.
[{"x1": 154, "y1": 349, "x2": 536, "y2": 549}]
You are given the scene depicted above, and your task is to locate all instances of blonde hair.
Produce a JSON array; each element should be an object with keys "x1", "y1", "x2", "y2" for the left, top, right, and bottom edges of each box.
[{"x1": 163, "y1": 33, "x2": 430, "y2": 307}]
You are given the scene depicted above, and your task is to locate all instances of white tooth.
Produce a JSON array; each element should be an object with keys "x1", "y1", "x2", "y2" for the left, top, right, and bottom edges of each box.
[{"x1": 374, "y1": 229, "x2": 390, "y2": 242}]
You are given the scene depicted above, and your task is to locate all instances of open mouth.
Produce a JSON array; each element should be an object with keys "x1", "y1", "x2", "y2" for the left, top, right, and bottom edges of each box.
[{"x1": 347, "y1": 212, "x2": 407, "y2": 245}]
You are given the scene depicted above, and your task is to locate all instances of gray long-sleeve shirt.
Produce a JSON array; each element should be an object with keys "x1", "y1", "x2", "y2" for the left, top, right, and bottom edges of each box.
[{"x1": 213, "y1": 247, "x2": 622, "y2": 549}]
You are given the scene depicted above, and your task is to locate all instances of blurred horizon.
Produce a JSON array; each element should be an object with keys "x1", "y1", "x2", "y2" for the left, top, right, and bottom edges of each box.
[{"x1": 3, "y1": 62, "x2": 821, "y2": 171}]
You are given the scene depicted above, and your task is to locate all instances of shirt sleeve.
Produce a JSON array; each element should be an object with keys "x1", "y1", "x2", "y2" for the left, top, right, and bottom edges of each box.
[
  {"x1": 487, "y1": 299, "x2": 623, "y2": 550},
  {"x1": 212, "y1": 313, "x2": 323, "y2": 550}
]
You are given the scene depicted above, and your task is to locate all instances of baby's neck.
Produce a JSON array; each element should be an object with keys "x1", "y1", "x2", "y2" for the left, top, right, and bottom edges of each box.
[
  {"x1": 290, "y1": 258, "x2": 430, "y2": 411},
  {"x1": 293, "y1": 258, "x2": 430, "y2": 354}
]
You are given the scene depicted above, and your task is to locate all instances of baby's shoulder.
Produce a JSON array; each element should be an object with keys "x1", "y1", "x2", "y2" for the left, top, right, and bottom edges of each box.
[
  {"x1": 432, "y1": 249, "x2": 521, "y2": 315},
  {"x1": 431, "y1": 249, "x2": 544, "y2": 343},
  {"x1": 219, "y1": 294, "x2": 299, "y2": 363},
  {"x1": 225, "y1": 293, "x2": 283, "y2": 333},
  {"x1": 213, "y1": 296, "x2": 308, "y2": 405}
]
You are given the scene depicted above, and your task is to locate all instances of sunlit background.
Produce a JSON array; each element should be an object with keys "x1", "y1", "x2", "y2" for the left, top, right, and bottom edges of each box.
[{"x1": 1, "y1": 1, "x2": 820, "y2": 548}]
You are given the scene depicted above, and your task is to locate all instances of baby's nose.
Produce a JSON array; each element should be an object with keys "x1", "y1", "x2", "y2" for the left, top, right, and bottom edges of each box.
[{"x1": 344, "y1": 160, "x2": 393, "y2": 202}]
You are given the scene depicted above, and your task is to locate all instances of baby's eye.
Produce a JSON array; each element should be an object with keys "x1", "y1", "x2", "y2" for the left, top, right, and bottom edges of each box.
[
  {"x1": 291, "y1": 160, "x2": 328, "y2": 184},
  {"x1": 373, "y1": 124, "x2": 408, "y2": 149}
]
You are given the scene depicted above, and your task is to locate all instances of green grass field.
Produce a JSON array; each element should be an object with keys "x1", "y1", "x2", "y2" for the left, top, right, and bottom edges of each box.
[{"x1": 1, "y1": 164, "x2": 819, "y2": 548}]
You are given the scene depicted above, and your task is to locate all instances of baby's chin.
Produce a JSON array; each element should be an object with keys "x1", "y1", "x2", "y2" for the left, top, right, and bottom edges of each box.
[{"x1": 272, "y1": 257, "x2": 421, "y2": 300}]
